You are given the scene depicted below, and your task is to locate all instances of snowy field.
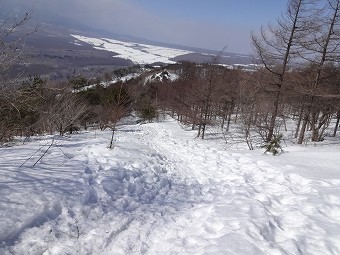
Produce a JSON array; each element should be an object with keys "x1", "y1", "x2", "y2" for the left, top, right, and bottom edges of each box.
[
  {"x1": 71, "y1": 35, "x2": 193, "y2": 64},
  {"x1": 1, "y1": 117, "x2": 340, "y2": 254}
]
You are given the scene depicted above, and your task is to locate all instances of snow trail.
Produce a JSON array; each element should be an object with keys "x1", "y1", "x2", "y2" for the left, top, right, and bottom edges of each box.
[
  {"x1": 0, "y1": 118, "x2": 340, "y2": 254},
  {"x1": 138, "y1": 119, "x2": 340, "y2": 254}
]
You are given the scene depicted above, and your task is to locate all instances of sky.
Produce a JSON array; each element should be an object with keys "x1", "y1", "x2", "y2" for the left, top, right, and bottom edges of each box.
[{"x1": 4, "y1": 0, "x2": 288, "y2": 54}]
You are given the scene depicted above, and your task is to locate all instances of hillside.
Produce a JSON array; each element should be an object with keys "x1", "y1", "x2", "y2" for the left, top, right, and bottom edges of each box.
[{"x1": 1, "y1": 116, "x2": 340, "y2": 254}]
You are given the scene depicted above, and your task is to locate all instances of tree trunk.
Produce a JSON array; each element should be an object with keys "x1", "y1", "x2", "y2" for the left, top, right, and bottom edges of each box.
[
  {"x1": 59, "y1": 124, "x2": 63, "y2": 136},
  {"x1": 267, "y1": 87, "x2": 282, "y2": 142},
  {"x1": 197, "y1": 108, "x2": 204, "y2": 138},
  {"x1": 295, "y1": 107, "x2": 303, "y2": 138},
  {"x1": 333, "y1": 111, "x2": 340, "y2": 137},
  {"x1": 298, "y1": 111, "x2": 309, "y2": 144},
  {"x1": 318, "y1": 114, "x2": 331, "y2": 141},
  {"x1": 109, "y1": 124, "x2": 116, "y2": 149}
]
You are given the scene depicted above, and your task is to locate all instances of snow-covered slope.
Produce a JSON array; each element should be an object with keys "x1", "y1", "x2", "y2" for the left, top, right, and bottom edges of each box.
[
  {"x1": 1, "y1": 117, "x2": 340, "y2": 254},
  {"x1": 72, "y1": 35, "x2": 193, "y2": 65}
]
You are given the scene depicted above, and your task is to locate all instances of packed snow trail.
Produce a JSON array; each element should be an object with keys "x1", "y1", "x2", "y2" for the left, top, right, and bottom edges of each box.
[
  {"x1": 0, "y1": 117, "x2": 340, "y2": 254},
  {"x1": 140, "y1": 120, "x2": 340, "y2": 254}
]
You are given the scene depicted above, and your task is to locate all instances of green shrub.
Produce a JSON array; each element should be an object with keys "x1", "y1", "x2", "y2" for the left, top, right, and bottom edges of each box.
[
  {"x1": 139, "y1": 104, "x2": 158, "y2": 122},
  {"x1": 263, "y1": 134, "x2": 283, "y2": 156}
]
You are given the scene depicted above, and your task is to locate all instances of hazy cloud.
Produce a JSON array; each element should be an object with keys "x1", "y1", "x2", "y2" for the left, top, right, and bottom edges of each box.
[{"x1": 5, "y1": 0, "x2": 253, "y2": 53}]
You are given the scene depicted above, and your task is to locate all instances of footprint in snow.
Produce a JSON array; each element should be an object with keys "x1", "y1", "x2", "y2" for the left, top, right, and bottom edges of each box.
[{"x1": 84, "y1": 166, "x2": 93, "y2": 175}]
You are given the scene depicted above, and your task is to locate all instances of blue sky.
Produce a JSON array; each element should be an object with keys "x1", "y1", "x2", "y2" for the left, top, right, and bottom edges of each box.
[
  {"x1": 134, "y1": 0, "x2": 285, "y2": 26},
  {"x1": 124, "y1": 0, "x2": 287, "y2": 53},
  {"x1": 9, "y1": 0, "x2": 288, "y2": 54}
]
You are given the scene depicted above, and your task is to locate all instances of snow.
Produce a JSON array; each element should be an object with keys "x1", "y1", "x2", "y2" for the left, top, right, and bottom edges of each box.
[
  {"x1": 71, "y1": 35, "x2": 193, "y2": 65},
  {"x1": 1, "y1": 116, "x2": 340, "y2": 254},
  {"x1": 72, "y1": 73, "x2": 142, "y2": 93},
  {"x1": 144, "y1": 70, "x2": 179, "y2": 83}
]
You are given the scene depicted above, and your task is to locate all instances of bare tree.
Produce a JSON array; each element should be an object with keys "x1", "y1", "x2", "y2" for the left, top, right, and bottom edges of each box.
[
  {"x1": 102, "y1": 82, "x2": 132, "y2": 149},
  {"x1": 0, "y1": 6, "x2": 39, "y2": 143},
  {"x1": 38, "y1": 83, "x2": 88, "y2": 136},
  {"x1": 0, "y1": 5, "x2": 38, "y2": 83},
  {"x1": 251, "y1": 0, "x2": 318, "y2": 142},
  {"x1": 195, "y1": 65, "x2": 226, "y2": 139},
  {"x1": 297, "y1": 0, "x2": 340, "y2": 143}
]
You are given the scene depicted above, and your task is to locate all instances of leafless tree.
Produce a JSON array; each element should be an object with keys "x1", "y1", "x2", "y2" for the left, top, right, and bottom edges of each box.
[
  {"x1": 38, "y1": 83, "x2": 88, "y2": 136},
  {"x1": 102, "y1": 83, "x2": 132, "y2": 149},
  {"x1": 297, "y1": 0, "x2": 340, "y2": 143},
  {"x1": 251, "y1": 0, "x2": 318, "y2": 142},
  {"x1": 0, "y1": 6, "x2": 39, "y2": 143},
  {"x1": 0, "y1": 5, "x2": 38, "y2": 85}
]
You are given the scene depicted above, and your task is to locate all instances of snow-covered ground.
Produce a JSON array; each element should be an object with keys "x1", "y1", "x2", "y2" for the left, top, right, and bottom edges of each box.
[
  {"x1": 144, "y1": 70, "x2": 179, "y2": 83},
  {"x1": 1, "y1": 117, "x2": 340, "y2": 254},
  {"x1": 71, "y1": 35, "x2": 193, "y2": 64},
  {"x1": 73, "y1": 73, "x2": 143, "y2": 93}
]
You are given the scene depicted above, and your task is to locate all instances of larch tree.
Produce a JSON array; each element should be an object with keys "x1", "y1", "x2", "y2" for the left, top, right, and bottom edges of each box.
[
  {"x1": 251, "y1": 0, "x2": 318, "y2": 142},
  {"x1": 297, "y1": 0, "x2": 340, "y2": 143}
]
